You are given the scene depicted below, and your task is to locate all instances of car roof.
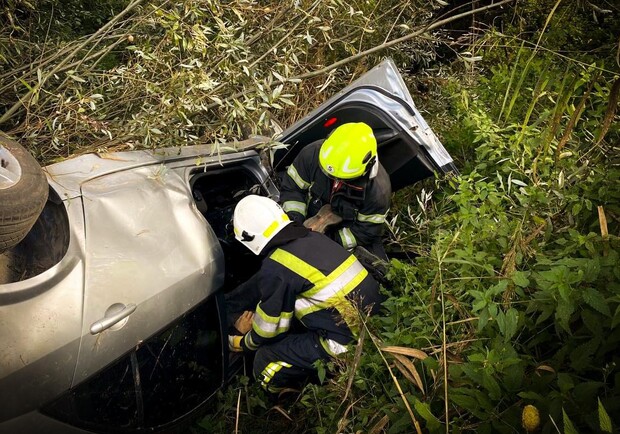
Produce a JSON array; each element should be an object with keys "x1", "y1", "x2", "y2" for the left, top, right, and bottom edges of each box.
[{"x1": 45, "y1": 136, "x2": 271, "y2": 198}]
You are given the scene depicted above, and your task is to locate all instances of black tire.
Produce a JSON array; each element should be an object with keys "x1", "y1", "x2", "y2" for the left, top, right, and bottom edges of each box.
[{"x1": 0, "y1": 135, "x2": 48, "y2": 253}]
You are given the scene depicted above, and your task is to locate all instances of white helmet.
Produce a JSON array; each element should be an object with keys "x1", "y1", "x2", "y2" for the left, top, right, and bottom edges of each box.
[{"x1": 233, "y1": 195, "x2": 292, "y2": 255}]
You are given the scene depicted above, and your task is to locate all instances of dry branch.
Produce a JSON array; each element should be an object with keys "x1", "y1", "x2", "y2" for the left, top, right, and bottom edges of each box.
[
  {"x1": 555, "y1": 73, "x2": 598, "y2": 160},
  {"x1": 343, "y1": 325, "x2": 366, "y2": 404},
  {"x1": 292, "y1": 0, "x2": 515, "y2": 81},
  {"x1": 0, "y1": 0, "x2": 145, "y2": 126},
  {"x1": 381, "y1": 346, "x2": 429, "y2": 360},
  {"x1": 595, "y1": 77, "x2": 620, "y2": 146},
  {"x1": 204, "y1": 0, "x2": 516, "y2": 111}
]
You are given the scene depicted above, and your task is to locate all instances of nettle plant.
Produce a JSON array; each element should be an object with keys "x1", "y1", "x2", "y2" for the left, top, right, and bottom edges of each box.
[
  {"x1": 295, "y1": 45, "x2": 619, "y2": 434},
  {"x1": 414, "y1": 56, "x2": 618, "y2": 432}
]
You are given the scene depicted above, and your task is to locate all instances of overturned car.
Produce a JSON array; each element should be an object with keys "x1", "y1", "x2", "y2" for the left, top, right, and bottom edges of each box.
[{"x1": 0, "y1": 59, "x2": 456, "y2": 433}]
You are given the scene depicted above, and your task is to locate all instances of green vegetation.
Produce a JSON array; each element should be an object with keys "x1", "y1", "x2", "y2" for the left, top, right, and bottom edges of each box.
[
  {"x1": 197, "y1": 3, "x2": 620, "y2": 433},
  {"x1": 2, "y1": 1, "x2": 618, "y2": 432},
  {"x1": 1, "y1": 0, "x2": 438, "y2": 160}
]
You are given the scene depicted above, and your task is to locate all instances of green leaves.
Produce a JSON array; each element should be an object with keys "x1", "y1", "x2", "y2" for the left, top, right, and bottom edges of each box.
[
  {"x1": 512, "y1": 271, "x2": 530, "y2": 287},
  {"x1": 529, "y1": 257, "x2": 614, "y2": 333},
  {"x1": 313, "y1": 359, "x2": 327, "y2": 384},
  {"x1": 563, "y1": 409, "x2": 579, "y2": 434},
  {"x1": 569, "y1": 337, "x2": 600, "y2": 370},
  {"x1": 413, "y1": 398, "x2": 442, "y2": 432},
  {"x1": 450, "y1": 387, "x2": 495, "y2": 420},
  {"x1": 481, "y1": 370, "x2": 502, "y2": 400},
  {"x1": 496, "y1": 308, "x2": 519, "y2": 341},
  {"x1": 598, "y1": 399, "x2": 613, "y2": 433},
  {"x1": 402, "y1": 58, "x2": 619, "y2": 432},
  {"x1": 410, "y1": 25, "x2": 620, "y2": 431},
  {"x1": 582, "y1": 288, "x2": 610, "y2": 316},
  {"x1": 556, "y1": 297, "x2": 575, "y2": 332}
]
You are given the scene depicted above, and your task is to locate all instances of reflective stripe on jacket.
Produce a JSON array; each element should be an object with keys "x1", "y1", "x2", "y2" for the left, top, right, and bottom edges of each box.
[
  {"x1": 241, "y1": 231, "x2": 382, "y2": 351},
  {"x1": 279, "y1": 140, "x2": 391, "y2": 250}
]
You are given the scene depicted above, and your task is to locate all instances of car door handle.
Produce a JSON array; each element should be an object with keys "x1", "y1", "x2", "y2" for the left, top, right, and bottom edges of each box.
[{"x1": 90, "y1": 303, "x2": 137, "y2": 334}]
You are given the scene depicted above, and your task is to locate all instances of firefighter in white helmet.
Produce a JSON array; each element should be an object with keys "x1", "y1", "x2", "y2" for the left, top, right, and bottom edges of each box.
[{"x1": 228, "y1": 195, "x2": 383, "y2": 394}]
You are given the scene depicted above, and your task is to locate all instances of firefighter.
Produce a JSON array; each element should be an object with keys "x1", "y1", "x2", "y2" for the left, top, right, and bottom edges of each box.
[
  {"x1": 228, "y1": 195, "x2": 383, "y2": 394},
  {"x1": 279, "y1": 122, "x2": 391, "y2": 259}
]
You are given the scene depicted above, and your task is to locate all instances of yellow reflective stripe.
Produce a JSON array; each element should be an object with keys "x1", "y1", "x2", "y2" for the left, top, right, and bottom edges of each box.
[
  {"x1": 301, "y1": 255, "x2": 357, "y2": 299},
  {"x1": 357, "y1": 212, "x2": 386, "y2": 224},
  {"x1": 295, "y1": 264, "x2": 367, "y2": 318},
  {"x1": 260, "y1": 361, "x2": 292, "y2": 389},
  {"x1": 282, "y1": 200, "x2": 307, "y2": 216},
  {"x1": 244, "y1": 332, "x2": 259, "y2": 351},
  {"x1": 252, "y1": 321, "x2": 290, "y2": 338},
  {"x1": 256, "y1": 304, "x2": 294, "y2": 323},
  {"x1": 296, "y1": 268, "x2": 367, "y2": 337},
  {"x1": 262, "y1": 214, "x2": 290, "y2": 238},
  {"x1": 253, "y1": 304, "x2": 293, "y2": 338},
  {"x1": 270, "y1": 249, "x2": 325, "y2": 285},
  {"x1": 263, "y1": 221, "x2": 279, "y2": 237},
  {"x1": 338, "y1": 227, "x2": 357, "y2": 249},
  {"x1": 287, "y1": 164, "x2": 310, "y2": 190},
  {"x1": 319, "y1": 337, "x2": 348, "y2": 357},
  {"x1": 270, "y1": 248, "x2": 367, "y2": 335}
]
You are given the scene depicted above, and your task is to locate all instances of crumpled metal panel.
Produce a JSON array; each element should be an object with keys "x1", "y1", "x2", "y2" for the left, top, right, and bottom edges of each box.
[{"x1": 73, "y1": 163, "x2": 224, "y2": 380}]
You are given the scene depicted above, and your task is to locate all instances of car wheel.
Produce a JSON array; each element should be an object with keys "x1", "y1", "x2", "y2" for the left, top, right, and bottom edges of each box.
[{"x1": 0, "y1": 135, "x2": 48, "y2": 253}]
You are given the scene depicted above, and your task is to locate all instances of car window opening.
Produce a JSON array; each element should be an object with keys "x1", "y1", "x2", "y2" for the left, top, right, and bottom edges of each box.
[
  {"x1": 274, "y1": 104, "x2": 434, "y2": 191},
  {"x1": 190, "y1": 163, "x2": 269, "y2": 289}
]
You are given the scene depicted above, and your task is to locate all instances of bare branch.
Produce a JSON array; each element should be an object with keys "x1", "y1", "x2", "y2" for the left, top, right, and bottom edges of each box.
[
  {"x1": 205, "y1": 0, "x2": 515, "y2": 110},
  {"x1": 0, "y1": 0, "x2": 145, "y2": 126}
]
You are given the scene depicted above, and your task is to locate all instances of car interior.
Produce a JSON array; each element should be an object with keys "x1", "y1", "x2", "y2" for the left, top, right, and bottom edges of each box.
[
  {"x1": 190, "y1": 161, "x2": 271, "y2": 291},
  {"x1": 273, "y1": 103, "x2": 437, "y2": 190}
]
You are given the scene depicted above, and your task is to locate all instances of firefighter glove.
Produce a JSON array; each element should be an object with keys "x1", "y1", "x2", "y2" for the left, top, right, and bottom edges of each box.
[{"x1": 228, "y1": 335, "x2": 243, "y2": 352}]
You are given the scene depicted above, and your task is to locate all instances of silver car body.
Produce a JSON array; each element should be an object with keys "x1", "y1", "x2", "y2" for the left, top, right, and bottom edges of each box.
[
  {"x1": 0, "y1": 59, "x2": 455, "y2": 432},
  {"x1": 277, "y1": 58, "x2": 454, "y2": 171}
]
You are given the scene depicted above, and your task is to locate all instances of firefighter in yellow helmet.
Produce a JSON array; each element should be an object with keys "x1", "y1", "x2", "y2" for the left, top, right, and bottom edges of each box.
[
  {"x1": 227, "y1": 195, "x2": 383, "y2": 394},
  {"x1": 280, "y1": 122, "x2": 391, "y2": 259}
]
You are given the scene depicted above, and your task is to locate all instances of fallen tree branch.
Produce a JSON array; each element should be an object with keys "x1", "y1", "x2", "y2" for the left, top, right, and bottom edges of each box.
[
  {"x1": 294, "y1": 0, "x2": 514, "y2": 80},
  {"x1": 0, "y1": 0, "x2": 145, "y2": 126},
  {"x1": 204, "y1": 0, "x2": 515, "y2": 110}
]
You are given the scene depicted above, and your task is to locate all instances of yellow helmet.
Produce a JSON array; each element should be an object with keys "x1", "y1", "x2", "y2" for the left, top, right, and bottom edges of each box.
[{"x1": 319, "y1": 123, "x2": 377, "y2": 180}]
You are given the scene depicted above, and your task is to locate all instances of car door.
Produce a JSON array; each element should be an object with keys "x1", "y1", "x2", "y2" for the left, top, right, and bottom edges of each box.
[
  {"x1": 40, "y1": 147, "x2": 271, "y2": 433},
  {"x1": 74, "y1": 162, "x2": 224, "y2": 381},
  {"x1": 274, "y1": 58, "x2": 457, "y2": 190}
]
